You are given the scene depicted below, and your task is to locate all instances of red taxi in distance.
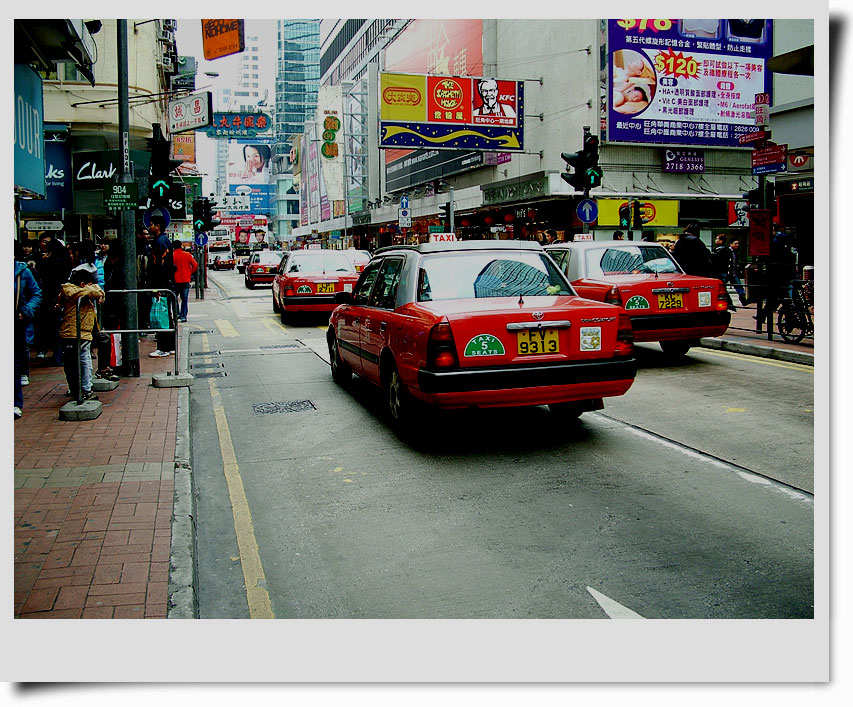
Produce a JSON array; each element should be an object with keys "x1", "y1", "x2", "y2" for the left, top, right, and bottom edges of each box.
[
  {"x1": 244, "y1": 250, "x2": 284, "y2": 289},
  {"x1": 327, "y1": 241, "x2": 637, "y2": 429},
  {"x1": 272, "y1": 249, "x2": 359, "y2": 322},
  {"x1": 546, "y1": 241, "x2": 731, "y2": 357}
]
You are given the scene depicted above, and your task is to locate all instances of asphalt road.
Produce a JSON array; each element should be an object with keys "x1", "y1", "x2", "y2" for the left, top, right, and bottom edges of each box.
[{"x1": 186, "y1": 270, "x2": 814, "y2": 620}]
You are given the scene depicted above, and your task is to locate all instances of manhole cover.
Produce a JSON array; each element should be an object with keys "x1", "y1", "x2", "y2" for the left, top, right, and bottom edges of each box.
[
  {"x1": 259, "y1": 344, "x2": 302, "y2": 350},
  {"x1": 190, "y1": 350, "x2": 220, "y2": 357},
  {"x1": 252, "y1": 400, "x2": 316, "y2": 415},
  {"x1": 192, "y1": 371, "x2": 227, "y2": 378}
]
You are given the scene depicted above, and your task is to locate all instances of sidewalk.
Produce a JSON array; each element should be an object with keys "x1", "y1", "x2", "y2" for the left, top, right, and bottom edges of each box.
[
  {"x1": 698, "y1": 300, "x2": 815, "y2": 365},
  {"x1": 13, "y1": 333, "x2": 183, "y2": 619}
]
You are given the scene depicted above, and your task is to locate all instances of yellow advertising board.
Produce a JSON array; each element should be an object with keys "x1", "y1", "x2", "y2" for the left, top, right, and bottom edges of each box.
[
  {"x1": 380, "y1": 73, "x2": 428, "y2": 123},
  {"x1": 597, "y1": 199, "x2": 679, "y2": 228}
]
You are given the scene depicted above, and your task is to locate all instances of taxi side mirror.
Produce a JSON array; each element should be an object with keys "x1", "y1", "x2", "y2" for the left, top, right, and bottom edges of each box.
[{"x1": 335, "y1": 291, "x2": 353, "y2": 304}]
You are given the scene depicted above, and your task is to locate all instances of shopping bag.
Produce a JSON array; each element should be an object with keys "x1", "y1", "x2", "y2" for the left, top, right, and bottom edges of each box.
[
  {"x1": 111, "y1": 333, "x2": 122, "y2": 368},
  {"x1": 149, "y1": 295, "x2": 170, "y2": 329}
]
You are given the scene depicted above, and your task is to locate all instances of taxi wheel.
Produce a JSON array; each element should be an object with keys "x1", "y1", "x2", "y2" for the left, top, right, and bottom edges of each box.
[
  {"x1": 548, "y1": 402, "x2": 583, "y2": 420},
  {"x1": 280, "y1": 307, "x2": 290, "y2": 324},
  {"x1": 386, "y1": 363, "x2": 415, "y2": 428},
  {"x1": 245, "y1": 278, "x2": 255, "y2": 289},
  {"x1": 328, "y1": 333, "x2": 351, "y2": 386},
  {"x1": 659, "y1": 340, "x2": 692, "y2": 357},
  {"x1": 272, "y1": 293, "x2": 280, "y2": 313}
]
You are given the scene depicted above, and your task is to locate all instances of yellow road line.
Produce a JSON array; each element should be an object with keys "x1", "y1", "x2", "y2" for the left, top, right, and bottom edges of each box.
[
  {"x1": 700, "y1": 347, "x2": 814, "y2": 373},
  {"x1": 261, "y1": 317, "x2": 285, "y2": 334},
  {"x1": 202, "y1": 333, "x2": 275, "y2": 619},
  {"x1": 214, "y1": 318, "x2": 240, "y2": 337}
]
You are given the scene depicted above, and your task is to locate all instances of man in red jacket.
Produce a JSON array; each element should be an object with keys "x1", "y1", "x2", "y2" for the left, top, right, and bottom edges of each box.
[{"x1": 171, "y1": 240, "x2": 199, "y2": 322}]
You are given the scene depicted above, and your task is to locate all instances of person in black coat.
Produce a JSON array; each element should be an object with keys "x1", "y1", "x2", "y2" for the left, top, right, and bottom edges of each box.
[
  {"x1": 671, "y1": 223, "x2": 714, "y2": 277},
  {"x1": 33, "y1": 235, "x2": 72, "y2": 364}
]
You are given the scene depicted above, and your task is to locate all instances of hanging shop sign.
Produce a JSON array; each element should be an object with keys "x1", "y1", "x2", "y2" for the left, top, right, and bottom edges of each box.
[
  {"x1": 168, "y1": 91, "x2": 212, "y2": 134},
  {"x1": 201, "y1": 19, "x2": 245, "y2": 61},
  {"x1": 380, "y1": 72, "x2": 524, "y2": 151},
  {"x1": 481, "y1": 175, "x2": 549, "y2": 206},
  {"x1": 606, "y1": 19, "x2": 773, "y2": 147},
  {"x1": 203, "y1": 112, "x2": 272, "y2": 138}
]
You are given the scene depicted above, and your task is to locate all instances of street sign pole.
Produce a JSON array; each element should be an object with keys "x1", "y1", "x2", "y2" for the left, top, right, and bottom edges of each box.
[{"x1": 117, "y1": 19, "x2": 139, "y2": 377}]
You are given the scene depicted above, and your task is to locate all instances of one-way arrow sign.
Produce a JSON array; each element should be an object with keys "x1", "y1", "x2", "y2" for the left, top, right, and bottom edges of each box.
[{"x1": 576, "y1": 198, "x2": 598, "y2": 224}]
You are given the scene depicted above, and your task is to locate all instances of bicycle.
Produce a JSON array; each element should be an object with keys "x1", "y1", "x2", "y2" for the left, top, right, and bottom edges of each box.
[{"x1": 775, "y1": 279, "x2": 814, "y2": 344}]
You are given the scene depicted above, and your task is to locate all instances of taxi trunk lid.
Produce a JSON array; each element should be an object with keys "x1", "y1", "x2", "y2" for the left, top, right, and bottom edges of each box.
[
  {"x1": 609, "y1": 273, "x2": 721, "y2": 313},
  {"x1": 423, "y1": 296, "x2": 626, "y2": 368}
]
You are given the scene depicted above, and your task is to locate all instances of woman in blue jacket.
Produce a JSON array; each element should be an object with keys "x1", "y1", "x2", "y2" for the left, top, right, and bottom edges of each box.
[{"x1": 15, "y1": 243, "x2": 43, "y2": 419}]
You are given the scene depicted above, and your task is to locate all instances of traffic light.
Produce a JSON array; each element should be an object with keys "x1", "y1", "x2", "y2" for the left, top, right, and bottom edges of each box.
[
  {"x1": 439, "y1": 202, "x2": 451, "y2": 225},
  {"x1": 561, "y1": 128, "x2": 603, "y2": 193},
  {"x1": 192, "y1": 199, "x2": 205, "y2": 234},
  {"x1": 632, "y1": 201, "x2": 643, "y2": 229},
  {"x1": 203, "y1": 198, "x2": 221, "y2": 231},
  {"x1": 619, "y1": 203, "x2": 631, "y2": 228},
  {"x1": 146, "y1": 123, "x2": 182, "y2": 209}
]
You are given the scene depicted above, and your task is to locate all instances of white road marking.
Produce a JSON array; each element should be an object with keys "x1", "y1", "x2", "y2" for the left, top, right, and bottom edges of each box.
[
  {"x1": 597, "y1": 415, "x2": 813, "y2": 505},
  {"x1": 586, "y1": 587, "x2": 645, "y2": 619}
]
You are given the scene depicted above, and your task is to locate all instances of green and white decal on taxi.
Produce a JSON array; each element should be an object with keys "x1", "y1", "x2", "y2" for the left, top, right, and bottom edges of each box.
[{"x1": 464, "y1": 334, "x2": 506, "y2": 357}]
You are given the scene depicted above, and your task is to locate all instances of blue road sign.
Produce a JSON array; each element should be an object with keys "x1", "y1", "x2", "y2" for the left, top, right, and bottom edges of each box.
[
  {"x1": 400, "y1": 195, "x2": 409, "y2": 209},
  {"x1": 576, "y1": 198, "x2": 598, "y2": 224},
  {"x1": 194, "y1": 232, "x2": 208, "y2": 247},
  {"x1": 143, "y1": 206, "x2": 171, "y2": 230}
]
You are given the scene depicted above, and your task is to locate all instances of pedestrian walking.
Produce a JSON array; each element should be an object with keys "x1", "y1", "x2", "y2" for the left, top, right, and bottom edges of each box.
[
  {"x1": 613, "y1": 230, "x2": 625, "y2": 240},
  {"x1": 671, "y1": 223, "x2": 714, "y2": 277},
  {"x1": 15, "y1": 243, "x2": 43, "y2": 419},
  {"x1": 171, "y1": 240, "x2": 198, "y2": 322},
  {"x1": 712, "y1": 234, "x2": 736, "y2": 311},
  {"x1": 148, "y1": 216, "x2": 176, "y2": 357},
  {"x1": 57, "y1": 266, "x2": 104, "y2": 401},
  {"x1": 34, "y1": 235, "x2": 72, "y2": 365},
  {"x1": 93, "y1": 240, "x2": 123, "y2": 382},
  {"x1": 136, "y1": 226, "x2": 152, "y2": 335},
  {"x1": 729, "y1": 239, "x2": 747, "y2": 306}
]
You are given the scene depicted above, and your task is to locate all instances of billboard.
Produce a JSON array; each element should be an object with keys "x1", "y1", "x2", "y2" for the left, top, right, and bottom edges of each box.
[
  {"x1": 606, "y1": 19, "x2": 773, "y2": 147},
  {"x1": 380, "y1": 73, "x2": 524, "y2": 151},
  {"x1": 226, "y1": 140, "x2": 274, "y2": 214},
  {"x1": 204, "y1": 112, "x2": 272, "y2": 138},
  {"x1": 14, "y1": 65, "x2": 45, "y2": 197},
  {"x1": 20, "y1": 129, "x2": 72, "y2": 214}
]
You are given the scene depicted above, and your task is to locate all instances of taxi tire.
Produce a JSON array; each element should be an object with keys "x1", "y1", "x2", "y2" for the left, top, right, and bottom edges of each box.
[
  {"x1": 272, "y1": 293, "x2": 281, "y2": 313},
  {"x1": 659, "y1": 340, "x2": 692, "y2": 357},
  {"x1": 245, "y1": 278, "x2": 255, "y2": 289},
  {"x1": 549, "y1": 398, "x2": 602, "y2": 421},
  {"x1": 385, "y1": 362, "x2": 418, "y2": 429},
  {"x1": 328, "y1": 333, "x2": 352, "y2": 386}
]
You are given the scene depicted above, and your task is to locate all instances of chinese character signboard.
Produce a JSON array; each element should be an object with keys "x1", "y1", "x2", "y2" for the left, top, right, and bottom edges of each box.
[
  {"x1": 607, "y1": 19, "x2": 773, "y2": 147},
  {"x1": 379, "y1": 72, "x2": 524, "y2": 151},
  {"x1": 204, "y1": 112, "x2": 272, "y2": 138},
  {"x1": 168, "y1": 91, "x2": 212, "y2": 134}
]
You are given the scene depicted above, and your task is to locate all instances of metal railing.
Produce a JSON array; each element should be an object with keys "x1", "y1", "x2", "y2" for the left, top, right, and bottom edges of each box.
[{"x1": 69, "y1": 289, "x2": 181, "y2": 405}]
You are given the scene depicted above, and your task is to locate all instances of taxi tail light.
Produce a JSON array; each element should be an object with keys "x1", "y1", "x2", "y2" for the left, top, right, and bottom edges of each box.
[
  {"x1": 716, "y1": 282, "x2": 729, "y2": 311},
  {"x1": 283, "y1": 283, "x2": 295, "y2": 296},
  {"x1": 427, "y1": 322, "x2": 459, "y2": 370},
  {"x1": 615, "y1": 312, "x2": 634, "y2": 357},
  {"x1": 605, "y1": 286, "x2": 622, "y2": 307}
]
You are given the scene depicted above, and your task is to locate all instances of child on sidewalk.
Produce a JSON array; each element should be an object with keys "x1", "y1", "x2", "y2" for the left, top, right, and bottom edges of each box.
[{"x1": 57, "y1": 265, "x2": 104, "y2": 401}]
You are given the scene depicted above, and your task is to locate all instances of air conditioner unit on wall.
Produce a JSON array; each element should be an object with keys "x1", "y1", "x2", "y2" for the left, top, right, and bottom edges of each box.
[
  {"x1": 157, "y1": 56, "x2": 174, "y2": 72},
  {"x1": 157, "y1": 29, "x2": 174, "y2": 43},
  {"x1": 163, "y1": 19, "x2": 177, "y2": 31}
]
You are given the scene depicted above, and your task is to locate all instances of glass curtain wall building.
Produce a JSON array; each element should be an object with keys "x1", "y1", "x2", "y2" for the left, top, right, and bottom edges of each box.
[{"x1": 273, "y1": 19, "x2": 321, "y2": 242}]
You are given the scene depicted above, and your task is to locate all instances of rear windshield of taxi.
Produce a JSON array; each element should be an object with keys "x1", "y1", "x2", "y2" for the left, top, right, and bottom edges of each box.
[
  {"x1": 417, "y1": 251, "x2": 574, "y2": 302},
  {"x1": 585, "y1": 245, "x2": 681, "y2": 277},
  {"x1": 286, "y1": 252, "x2": 354, "y2": 274}
]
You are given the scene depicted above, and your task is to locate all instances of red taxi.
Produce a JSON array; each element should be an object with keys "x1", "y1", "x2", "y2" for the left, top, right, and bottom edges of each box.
[
  {"x1": 244, "y1": 250, "x2": 284, "y2": 289},
  {"x1": 344, "y1": 249, "x2": 371, "y2": 272},
  {"x1": 327, "y1": 241, "x2": 637, "y2": 428},
  {"x1": 546, "y1": 241, "x2": 730, "y2": 357},
  {"x1": 272, "y1": 249, "x2": 359, "y2": 322}
]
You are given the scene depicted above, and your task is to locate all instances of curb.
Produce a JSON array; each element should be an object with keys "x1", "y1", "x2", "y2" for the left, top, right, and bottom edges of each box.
[
  {"x1": 699, "y1": 336, "x2": 814, "y2": 366},
  {"x1": 168, "y1": 326, "x2": 197, "y2": 618}
]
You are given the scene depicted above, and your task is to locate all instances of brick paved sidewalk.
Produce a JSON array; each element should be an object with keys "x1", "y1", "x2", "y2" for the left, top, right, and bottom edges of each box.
[{"x1": 14, "y1": 336, "x2": 179, "y2": 618}]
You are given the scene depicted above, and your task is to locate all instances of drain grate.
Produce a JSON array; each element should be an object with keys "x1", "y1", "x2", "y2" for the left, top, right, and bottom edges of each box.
[
  {"x1": 188, "y1": 329, "x2": 215, "y2": 335},
  {"x1": 259, "y1": 343, "x2": 302, "y2": 350},
  {"x1": 252, "y1": 400, "x2": 316, "y2": 415},
  {"x1": 189, "y1": 362, "x2": 225, "y2": 370},
  {"x1": 190, "y1": 350, "x2": 220, "y2": 357},
  {"x1": 192, "y1": 371, "x2": 227, "y2": 378}
]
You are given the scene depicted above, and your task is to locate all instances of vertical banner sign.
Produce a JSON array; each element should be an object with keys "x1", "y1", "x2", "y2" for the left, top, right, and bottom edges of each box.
[
  {"x1": 201, "y1": 19, "x2": 245, "y2": 60},
  {"x1": 607, "y1": 19, "x2": 773, "y2": 147},
  {"x1": 14, "y1": 64, "x2": 45, "y2": 197}
]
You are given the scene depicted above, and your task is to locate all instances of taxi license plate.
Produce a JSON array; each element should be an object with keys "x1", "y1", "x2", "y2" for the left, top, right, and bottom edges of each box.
[
  {"x1": 316, "y1": 282, "x2": 335, "y2": 294},
  {"x1": 517, "y1": 328, "x2": 560, "y2": 355},
  {"x1": 657, "y1": 292, "x2": 683, "y2": 309}
]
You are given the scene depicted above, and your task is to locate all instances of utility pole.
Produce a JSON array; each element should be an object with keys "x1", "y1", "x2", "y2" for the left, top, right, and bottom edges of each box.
[
  {"x1": 117, "y1": 19, "x2": 139, "y2": 376},
  {"x1": 449, "y1": 186, "x2": 455, "y2": 235}
]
